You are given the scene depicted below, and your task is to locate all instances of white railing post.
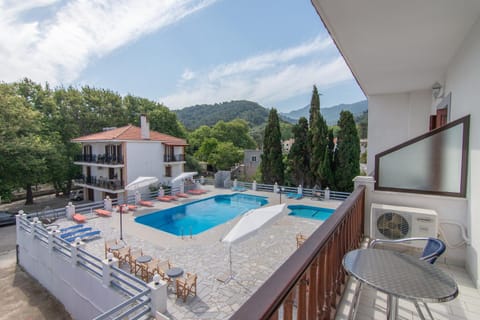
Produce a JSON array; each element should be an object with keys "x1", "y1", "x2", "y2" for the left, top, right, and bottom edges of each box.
[
  {"x1": 353, "y1": 175, "x2": 376, "y2": 237},
  {"x1": 252, "y1": 180, "x2": 257, "y2": 191},
  {"x1": 102, "y1": 253, "x2": 118, "y2": 287},
  {"x1": 324, "y1": 187, "x2": 330, "y2": 200},
  {"x1": 49, "y1": 229, "x2": 61, "y2": 252},
  {"x1": 71, "y1": 238, "x2": 86, "y2": 266},
  {"x1": 274, "y1": 182, "x2": 279, "y2": 193},
  {"x1": 148, "y1": 275, "x2": 168, "y2": 315}
]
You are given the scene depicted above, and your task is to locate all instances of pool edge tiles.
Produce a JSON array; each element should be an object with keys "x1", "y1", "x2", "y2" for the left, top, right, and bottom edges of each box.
[
  {"x1": 288, "y1": 204, "x2": 335, "y2": 221},
  {"x1": 135, "y1": 193, "x2": 268, "y2": 236}
]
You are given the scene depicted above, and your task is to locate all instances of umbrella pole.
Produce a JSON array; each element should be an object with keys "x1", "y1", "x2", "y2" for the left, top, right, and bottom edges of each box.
[{"x1": 229, "y1": 246, "x2": 232, "y2": 277}]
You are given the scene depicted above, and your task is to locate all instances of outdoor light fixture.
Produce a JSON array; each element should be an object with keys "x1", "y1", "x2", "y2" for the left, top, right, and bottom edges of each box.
[
  {"x1": 153, "y1": 274, "x2": 160, "y2": 285},
  {"x1": 432, "y1": 82, "x2": 443, "y2": 99}
]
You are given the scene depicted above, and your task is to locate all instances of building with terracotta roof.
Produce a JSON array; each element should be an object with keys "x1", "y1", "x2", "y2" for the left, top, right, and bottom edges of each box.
[{"x1": 71, "y1": 115, "x2": 187, "y2": 202}]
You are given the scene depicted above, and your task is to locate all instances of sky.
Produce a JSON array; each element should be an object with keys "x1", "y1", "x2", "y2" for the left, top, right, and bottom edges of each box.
[{"x1": 0, "y1": 0, "x2": 365, "y2": 112}]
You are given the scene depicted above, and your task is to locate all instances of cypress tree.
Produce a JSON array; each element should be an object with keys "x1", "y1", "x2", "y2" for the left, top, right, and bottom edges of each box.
[
  {"x1": 261, "y1": 108, "x2": 284, "y2": 184},
  {"x1": 321, "y1": 128, "x2": 336, "y2": 190},
  {"x1": 335, "y1": 110, "x2": 360, "y2": 192},
  {"x1": 288, "y1": 117, "x2": 309, "y2": 186},
  {"x1": 308, "y1": 85, "x2": 328, "y2": 187}
]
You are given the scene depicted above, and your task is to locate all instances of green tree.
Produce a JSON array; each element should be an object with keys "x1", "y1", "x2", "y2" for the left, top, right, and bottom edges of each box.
[
  {"x1": 0, "y1": 83, "x2": 57, "y2": 204},
  {"x1": 208, "y1": 142, "x2": 243, "y2": 170},
  {"x1": 335, "y1": 110, "x2": 360, "y2": 192},
  {"x1": 260, "y1": 108, "x2": 284, "y2": 184},
  {"x1": 195, "y1": 138, "x2": 219, "y2": 162},
  {"x1": 148, "y1": 107, "x2": 187, "y2": 138},
  {"x1": 288, "y1": 117, "x2": 309, "y2": 186},
  {"x1": 321, "y1": 128, "x2": 337, "y2": 190},
  {"x1": 187, "y1": 125, "x2": 213, "y2": 154},
  {"x1": 308, "y1": 85, "x2": 328, "y2": 187},
  {"x1": 212, "y1": 119, "x2": 256, "y2": 149}
]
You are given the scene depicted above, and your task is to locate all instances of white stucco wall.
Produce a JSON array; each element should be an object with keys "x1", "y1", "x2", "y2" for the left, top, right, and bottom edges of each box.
[
  {"x1": 367, "y1": 90, "x2": 432, "y2": 174},
  {"x1": 444, "y1": 16, "x2": 480, "y2": 287},
  {"x1": 125, "y1": 142, "x2": 164, "y2": 194}
]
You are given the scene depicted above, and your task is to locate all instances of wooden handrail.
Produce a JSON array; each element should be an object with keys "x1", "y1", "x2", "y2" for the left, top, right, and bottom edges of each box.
[{"x1": 230, "y1": 185, "x2": 366, "y2": 320}]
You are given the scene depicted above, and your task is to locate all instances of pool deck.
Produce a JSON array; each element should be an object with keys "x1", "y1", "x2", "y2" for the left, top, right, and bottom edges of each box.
[{"x1": 55, "y1": 186, "x2": 342, "y2": 319}]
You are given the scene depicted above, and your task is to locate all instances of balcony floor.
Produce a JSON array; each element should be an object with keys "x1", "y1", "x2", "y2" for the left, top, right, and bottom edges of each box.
[{"x1": 337, "y1": 263, "x2": 480, "y2": 320}]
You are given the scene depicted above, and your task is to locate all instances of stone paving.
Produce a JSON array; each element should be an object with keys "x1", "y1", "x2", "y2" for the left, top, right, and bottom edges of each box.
[{"x1": 52, "y1": 187, "x2": 342, "y2": 319}]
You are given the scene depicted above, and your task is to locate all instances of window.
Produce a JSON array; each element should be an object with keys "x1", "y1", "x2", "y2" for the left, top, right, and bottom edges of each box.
[
  {"x1": 375, "y1": 115, "x2": 469, "y2": 197},
  {"x1": 165, "y1": 166, "x2": 172, "y2": 177},
  {"x1": 251, "y1": 156, "x2": 257, "y2": 162}
]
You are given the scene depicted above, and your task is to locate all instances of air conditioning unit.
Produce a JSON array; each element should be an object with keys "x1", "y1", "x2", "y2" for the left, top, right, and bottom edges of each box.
[{"x1": 370, "y1": 203, "x2": 438, "y2": 248}]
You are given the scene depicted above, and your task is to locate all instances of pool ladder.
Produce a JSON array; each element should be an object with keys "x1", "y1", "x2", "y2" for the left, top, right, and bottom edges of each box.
[{"x1": 180, "y1": 226, "x2": 193, "y2": 240}]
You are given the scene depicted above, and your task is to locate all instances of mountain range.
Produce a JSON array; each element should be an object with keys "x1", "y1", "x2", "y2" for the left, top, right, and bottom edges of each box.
[
  {"x1": 282, "y1": 100, "x2": 368, "y2": 125},
  {"x1": 175, "y1": 99, "x2": 367, "y2": 130}
]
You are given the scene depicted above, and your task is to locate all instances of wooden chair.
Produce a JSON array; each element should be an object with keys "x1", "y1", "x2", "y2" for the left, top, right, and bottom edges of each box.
[
  {"x1": 115, "y1": 246, "x2": 131, "y2": 267},
  {"x1": 128, "y1": 248, "x2": 144, "y2": 274},
  {"x1": 176, "y1": 272, "x2": 197, "y2": 302},
  {"x1": 296, "y1": 233, "x2": 307, "y2": 248},
  {"x1": 104, "y1": 239, "x2": 118, "y2": 258},
  {"x1": 142, "y1": 258, "x2": 160, "y2": 282},
  {"x1": 157, "y1": 260, "x2": 172, "y2": 283}
]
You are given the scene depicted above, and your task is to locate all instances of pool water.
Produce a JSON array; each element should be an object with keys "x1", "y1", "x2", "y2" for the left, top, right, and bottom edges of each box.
[
  {"x1": 135, "y1": 193, "x2": 268, "y2": 236},
  {"x1": 288, "y1": 205, "x2": 335, "y2": 221}
]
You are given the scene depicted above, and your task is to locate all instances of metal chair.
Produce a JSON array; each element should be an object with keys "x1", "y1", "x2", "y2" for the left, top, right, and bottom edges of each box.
[{"x1": 350, "y1": 237, "x2": 446, "y2": 320}]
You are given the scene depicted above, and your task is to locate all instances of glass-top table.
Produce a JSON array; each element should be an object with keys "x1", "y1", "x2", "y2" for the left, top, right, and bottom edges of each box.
[{"x1": 343, "y1": 248, "x2": 458, "y2": 320}]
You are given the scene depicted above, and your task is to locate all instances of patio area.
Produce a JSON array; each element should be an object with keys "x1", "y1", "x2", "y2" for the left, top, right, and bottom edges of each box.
[
  {"x1": 51, "y1": 186, "x2": 342, "y2": 319},
  {"x1": 337, "y1": 256, "x2": 480, "y2": 320}
]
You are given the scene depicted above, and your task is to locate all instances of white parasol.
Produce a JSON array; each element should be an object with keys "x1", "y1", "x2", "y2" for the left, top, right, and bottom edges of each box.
[
  {"x1": 171, "y1": 172, "x2": 197, "y2": 184},
  {"x1": 219, "y1": 203, "x2": 287, "y2": 282},
  {"x1": 125, "y1": 176, "x2": 158, "y2": 190}
]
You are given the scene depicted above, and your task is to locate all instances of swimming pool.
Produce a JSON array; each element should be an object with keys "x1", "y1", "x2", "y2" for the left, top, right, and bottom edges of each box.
[
  {"x1": 288, "y1": 205, "x2": 335, "y2": 221},
  {"x1": 135, "y1": 193, "x2": 268, "y2": 236}
]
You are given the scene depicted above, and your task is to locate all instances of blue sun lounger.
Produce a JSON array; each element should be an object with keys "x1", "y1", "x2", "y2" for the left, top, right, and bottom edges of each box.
[
  {"x1": 60, "y1": 224, "x2": 85, "y2": 233},
  {"x1": 64, "y1": 230, "x2": 101, "y2": 243},
  {"x1": 60, "y1": 227, "x2": 92, "y2": 239},
  {"x1": 287, "y1": 193, "x2": 303, "y2": 200}
]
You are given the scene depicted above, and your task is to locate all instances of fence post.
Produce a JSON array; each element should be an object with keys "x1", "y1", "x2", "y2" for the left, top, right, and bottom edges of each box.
[
  {"x1": 252, "y1": 180, "x2": 257, "y2": 191},
  {"x1": 324, "y1": 187, "x2": 330, "y2": 200},
  {"x1": 353, "y1": 175, "x2": 375, "y2": 237},
  {"x1": 102, "y1": 253, "x2": 118, "y2": 287},
  {"x1": 148, "y1": 275, "x2": 168, "y2": 315},
  {"x1": 71, "y1": 238, "x2": 86, "y2": 267}
]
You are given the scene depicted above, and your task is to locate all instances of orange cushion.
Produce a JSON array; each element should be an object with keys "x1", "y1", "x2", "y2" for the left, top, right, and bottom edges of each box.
[{"x1": 73, "y1": 213, "x2": 86, "y2": 223}]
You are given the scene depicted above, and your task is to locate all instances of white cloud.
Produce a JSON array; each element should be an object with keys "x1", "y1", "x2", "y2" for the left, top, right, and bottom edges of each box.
[
  {"x1": 181, "y1": 68, "x2": 196, "y2": 81},
  {"x1": 160, "y1": 37, "x2": 353, "y2": 109},
  {"x1": 0, "y1": 0, "x2": 218, "y2": 84}
]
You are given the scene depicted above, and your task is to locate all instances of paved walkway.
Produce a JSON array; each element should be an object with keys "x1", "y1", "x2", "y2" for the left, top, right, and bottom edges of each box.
[{"x1": 52, "y1": 187, "x2": 342, "y2": 319}]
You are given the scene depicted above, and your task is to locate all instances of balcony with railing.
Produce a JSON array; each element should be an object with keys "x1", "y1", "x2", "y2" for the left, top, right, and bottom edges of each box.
[
  {"x1": 164, "y1": 154, "x2": 185, "y2": 162},
  {"x1": 231, "y1": 185, "x2": 366, "y2": 319},
  {"x1": 74, "y1": 153, "x2": 124, "y2": 166},
  {"x1": 74, "y1": 175, "x2": 124, "y2": 192}
]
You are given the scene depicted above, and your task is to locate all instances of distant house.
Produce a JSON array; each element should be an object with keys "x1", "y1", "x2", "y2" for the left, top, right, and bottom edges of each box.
[
  {"x1": 71, "y1": 115, "x2": 187, "y2": 202},
  {"x1": 282, "y1": 138, "x2": 295, "y2": 153},
  {"x1": 241, "y1": 149, "x2": 262, "y2": 178}
]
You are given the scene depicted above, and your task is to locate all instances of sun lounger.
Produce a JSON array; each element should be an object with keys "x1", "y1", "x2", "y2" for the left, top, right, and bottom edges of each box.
[
  {"x1": 157, "y1": 196, "x2": 173, "y2": 202},
  {"x1": 138, "y1": 200, "x2": 154, "y2": 207},
  {"x1": 94, "y1": 209, "x2": 112, "y2": 217},
  {"x1": 287, "y1": 193, "x2": 303, "y2": 200},
  {"x1": 60, "y1": 227, "x2": 93, "y2": 239},
  {"x1": 232, "y1": 186, "x2": 247, "y2": 192},
  {"x1": 60, "y1": 224, "x2": 85, "y2": 232},
  {"x1": 72, "y1": 213, "x2": 87, "y2": 223},
  {"x1": 175, "y1": 193, "x2": 189, "y2": 198},
  {"x1": 187, "y1": 189, "x2": 207, "y2": 195},
  {"x1": 65, "y1": 230, "x2": 101, "y2": 243}
]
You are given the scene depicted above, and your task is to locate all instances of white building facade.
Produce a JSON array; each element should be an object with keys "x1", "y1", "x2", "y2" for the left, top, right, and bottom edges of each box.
[
  {"x1": 312, "y1": 0, "x2": 480, "y2": 286},
  {"x1": 72, "y1": 115, "x2": 187, "y2": 202}
]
